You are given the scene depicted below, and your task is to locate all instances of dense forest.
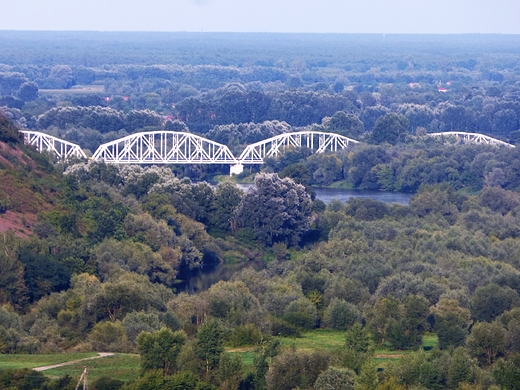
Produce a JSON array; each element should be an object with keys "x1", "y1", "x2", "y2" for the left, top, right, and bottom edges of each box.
[{"x1": 1, "y1": 32, "x2": 520, "y2": 390}]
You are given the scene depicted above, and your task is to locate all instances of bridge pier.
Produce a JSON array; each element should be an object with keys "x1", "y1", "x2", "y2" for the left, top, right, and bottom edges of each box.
[{"x1": 230, "y1": 163, "x2": 244, "y2": 176}]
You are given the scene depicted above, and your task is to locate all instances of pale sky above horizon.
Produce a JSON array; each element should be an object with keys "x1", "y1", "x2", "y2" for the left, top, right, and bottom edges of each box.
[{"x1": 2, "y1": 0, "x2": 520, "y2": 34}]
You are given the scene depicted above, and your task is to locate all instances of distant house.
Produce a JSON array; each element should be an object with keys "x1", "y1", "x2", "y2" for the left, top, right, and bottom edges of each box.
[{"x1": 437, "y1": 87, "x2": 448, "y2": 93}]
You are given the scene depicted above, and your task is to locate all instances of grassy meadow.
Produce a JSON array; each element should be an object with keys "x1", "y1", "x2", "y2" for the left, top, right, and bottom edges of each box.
[
  {"x1": 0, "y1": 353, "x2": 97, "y2": 370},
  {"x1": 0, "y1": 332, "x2": 438, "y2": 382},
  {"x1": 43, "y1": 354, "x2": 140, "y2": 383}
]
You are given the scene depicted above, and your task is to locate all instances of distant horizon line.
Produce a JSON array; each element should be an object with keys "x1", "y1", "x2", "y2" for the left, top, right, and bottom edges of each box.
[{"x1": 1, "y1": 30, "x2": 519, "y2": 36}]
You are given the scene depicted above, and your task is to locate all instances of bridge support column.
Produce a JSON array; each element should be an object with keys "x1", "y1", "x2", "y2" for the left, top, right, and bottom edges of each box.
[{"x1": 230, "y1": 163, "x2": 244, "y2": 176}]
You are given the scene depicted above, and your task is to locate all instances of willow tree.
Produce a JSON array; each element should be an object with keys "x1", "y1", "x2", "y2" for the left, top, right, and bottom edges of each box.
[{"x1": 233, "y1": 173, "x2": 313, "y2": 246}]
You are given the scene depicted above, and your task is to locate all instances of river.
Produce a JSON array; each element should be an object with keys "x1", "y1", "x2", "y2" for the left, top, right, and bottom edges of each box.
[
  {"x1": 178, "y1": 185, "x2": 412, "y2": 293},
  {"x1": 236, "y1": 184, "x2": 413, "y2": 205}
]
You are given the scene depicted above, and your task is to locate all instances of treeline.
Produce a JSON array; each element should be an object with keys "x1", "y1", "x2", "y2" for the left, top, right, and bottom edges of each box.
[
  {"x1": 269, "y1": 141, "x2": 520, "y2": 192},
  {"x1": 4, "y1": 171, "x2": 520, "y2": 388},
  {"x1": 0, "y1": 33, "x2": 520, "y2": 157},
  {"x1": 1, "y1": 139, "x2": 520, "y2": 388}
]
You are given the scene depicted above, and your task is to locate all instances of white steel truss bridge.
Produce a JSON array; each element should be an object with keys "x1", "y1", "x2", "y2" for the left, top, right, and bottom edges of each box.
[
  {"x1": 237, "y1": 131, "x2": 359, "y2": 164},
  {"x1": 21, "y1": 130, "x2": 515, "y2": 174},
  {"x1": 92, "y1": 131, "x2": 237, "y2": 164},
  {"x1": 21, "y1": 131, "x2": 87, "y2": 160},
  {"x1": 427, "y1": 132, "x2": 515, "y2": 148},
  {"x1": 230, "y1": 131, "x2": 359, "y2": 175}
]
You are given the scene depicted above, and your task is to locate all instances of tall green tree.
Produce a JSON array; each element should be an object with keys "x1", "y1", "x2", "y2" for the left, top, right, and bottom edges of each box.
[
  {"x1": 136, "y1": 327, "x2": 187, "y2": 375},
  {"x1": 195, "y1": 319, "x2": 225, "y2": 378},
  {"x1": 233, "y1": 173, "x2": 312, "y2": 246},
  {"x1": 370, "y1": 113, "x2": 409, "y2": 145},
  {"x1": 467, "y1": 321, "x2": 506, "y2": 366},
  {"x1": 430, "y1": 299, "x2": 471, "y2": 349}
]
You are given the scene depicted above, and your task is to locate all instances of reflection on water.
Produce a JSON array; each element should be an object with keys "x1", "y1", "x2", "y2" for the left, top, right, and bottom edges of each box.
[
  {"x1": 236, "y1": 184, "x2": 413, "y2": 205},
  {"x1": 177, "y1": 261, "x2": 263, "y2": 294}
]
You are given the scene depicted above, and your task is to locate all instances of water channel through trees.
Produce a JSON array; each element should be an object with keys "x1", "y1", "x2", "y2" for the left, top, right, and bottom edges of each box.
[{"x1": 178, "y1": 186, "x2": 413, "y2": 293}]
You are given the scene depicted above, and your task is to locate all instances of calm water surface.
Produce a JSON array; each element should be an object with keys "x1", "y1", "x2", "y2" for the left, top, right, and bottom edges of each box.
[
  {"x1": 180, "y1": 184, "x2": 412, "y2": 292},
  {"x1": 236, "y1": 184, "x2": 412, "y2": 205}
]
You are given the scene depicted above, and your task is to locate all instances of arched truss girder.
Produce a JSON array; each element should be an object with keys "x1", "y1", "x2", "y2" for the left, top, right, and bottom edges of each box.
[
  {"x1": 92, "y1": 131, "x2": 237, "y2": 164},
  {"x1": 427, "y1": 132, "x2": 515, "y2": 148},
  {"x1": 21, "y1": 131, "x2": 87, "y2": 160},
  {"x1": 238, "y1": 131, "x2": 360, "y2": 164}
]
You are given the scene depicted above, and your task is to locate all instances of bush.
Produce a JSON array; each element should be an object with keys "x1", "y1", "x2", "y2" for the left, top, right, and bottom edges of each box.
[
  {"x1": 283, "y1": 298, "x2": 318, "y2": 330},
  {"x1": 323, "y1": 298, "x2": 361, "y2": 331},
  {"x1": 92, "y1": 376, "x2": 124, "y2": 390},
  {"x1": 229, "y1": 324, "x2": 261, "y2": 347},
  {"x1": 314, "y1": 367, "x2": 355, "y2": 390},
  {"x1": 89, "y1": 321, "x2": 132, "y2": 352},
  {"x1": 269, "y1": 317, "x2": 300, "y2": 337}
]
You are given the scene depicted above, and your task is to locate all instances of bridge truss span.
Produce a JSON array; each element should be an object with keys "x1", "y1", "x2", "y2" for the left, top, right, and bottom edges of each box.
[
  {"x1": 238, "y1": 131, "x2": 360, "y2": 164},
  {"x1": 427, "y1": 132, "x2": 515, "y2": 148},
  {"x1": 21, "y1": 131, "x2": 87, "y2": 160},
  {"x1": 92, "y1": 131, "x2": 237, "y2": 164}
]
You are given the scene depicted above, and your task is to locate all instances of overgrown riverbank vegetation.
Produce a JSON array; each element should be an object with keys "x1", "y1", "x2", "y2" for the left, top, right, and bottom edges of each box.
[{"x1": 2, "y1": 32, "x2": 520, "y2": 389}]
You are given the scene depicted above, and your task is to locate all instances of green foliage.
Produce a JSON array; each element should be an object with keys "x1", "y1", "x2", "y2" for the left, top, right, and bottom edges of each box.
[
  {"x1": 122, "y1": 311, "x2": 162, "y2": 344},
  {"x1": 89, "y1": 321, "x2": 132, "y2": 352},
  {"x1": 0, "y1": 112, "x2": 23, "y2": 143},
  {"x1": 7, "y1": 33, "x2": 520, "y2": 390},
  {"x1": 493, "y1": 355, "x2": 520, "y2": 390},
  {"x1": 206, "y1": 280, "x2": 260, "y2": 326},
  {"x1": 342, "y1": 323, "x2": 373, "y2": 374},
  {"x1": 265, "y1": 350, "x2": 329, "y2": 390},
  {"x1": 233, "y1": 173, "x2": 313, "y2": 246},
  {"x1": 447, "y1": 348, "x2": 475, "y2": 389},
  {"x1": 217, "y1": 353, "x2": 243, "y2": 390},
  {"x1": 136, "y1": 327, "x2": 187, "y2": 375},
  {"x1": 91, "y1": 375, "x2": 124, "y2": 390},
  {"x1": 314, "y1": 366, "x2": 356, "y2": 390},
  {"x1": 209, "y1": 181, "x2": 242, "y2": 233},
  {"x1": 386, "y1": 351, "x2": 445, "y2": 390},
  {"x1": 269, "y1": 317, "x2": 300, "y2": 337},
  {"x1": 355, "y1": 361, "x2": 379, "y2": 390},
  {"x1": 370, "y1": 113, "x2": 410, "y2": 145},
  {"x1": 282, "y1": 297, "x2": 318, "y2": 330},
  {"x1": 18, "y1": 246, "x2": 71, "y2": 303},
  {"x1": 467, "y1": 321, "x2": 506, "y2": 366},
  {"x1": 229, "y1": 324, "x2": 261, "y2": 347},
  {"x1": 0, "y1": 368, "x2": 48, "y2": 390},
  {"x1": 471, "y1": 283, "x2": 520, "y2": 322},
  {"x1": 194, "y1": 319, "x2": 225, "y2": 376},
  {"x1": 430, "y1": 299, "x2": 471, "y2": 349},
  {"x1": 323, "y1": 298, "x2": 361, "y2": 331},
  {"x1": 253, "y1": 337, "x2": 280, "y2": 390},
  {"x1": 366, "y1": 296, "x2": 429, "y2": 350}
]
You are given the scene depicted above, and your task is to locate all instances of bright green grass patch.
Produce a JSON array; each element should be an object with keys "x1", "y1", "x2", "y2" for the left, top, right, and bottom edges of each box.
[
  {"x1": 280, "y1": 329, "x2": 346, "y2": 353},
  {"x1": 43, "y1": 354, "x2": 140, "y2": 383},
  {"x1": 328, "y1": 180, "x2": 354, "y2": 189},
  {"x1": 227, "y1": 350, "x2": 255, "y2": 367},
  {"x1": 0, "y1": 353, "x2": 98, "y2": 370},
  {"x1": 423, "y1": 333, "x2": 438, "y2": 349}
]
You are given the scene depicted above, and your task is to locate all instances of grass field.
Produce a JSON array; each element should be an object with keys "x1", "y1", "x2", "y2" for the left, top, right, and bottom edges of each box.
[
  {"x1": 0, "y1": 353, "x2": 98, "y2": 370},
  {"x1": 227, "y1": 349, "x2": 256, "y2": 368},
  {"x1": 228, "y1": 331, "x2": 439, "y2": 367},
  {"x1": 43, "y1": 354, "x2": 140, "y2": 383},
  {"x1": 281, "y1": 329, "x2": 346, "y2": 353},
  {"x1": 1, "y1": 332, "x2": 438, "y2": 382}
]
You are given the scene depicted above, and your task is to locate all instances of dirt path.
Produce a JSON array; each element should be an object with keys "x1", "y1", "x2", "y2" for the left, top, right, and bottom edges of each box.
[{"x1": 33, "y1": 353, "x2": 114, "y2": 371}]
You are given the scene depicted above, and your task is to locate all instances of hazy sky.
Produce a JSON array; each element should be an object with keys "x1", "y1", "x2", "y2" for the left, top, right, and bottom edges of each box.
[{"x1": 2, "y1": 0, "x2": 520, "y2": 34}]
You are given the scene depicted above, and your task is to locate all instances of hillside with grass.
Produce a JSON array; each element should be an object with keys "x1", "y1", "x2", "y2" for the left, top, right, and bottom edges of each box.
[{"x1": 0, "y1": 113, "x2": 63, "y2": 237}]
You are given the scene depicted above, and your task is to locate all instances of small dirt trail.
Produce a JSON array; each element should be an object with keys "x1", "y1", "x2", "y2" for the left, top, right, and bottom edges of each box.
[{"x1": 33, "y1": 353, "x2": 114, "y2": 371}]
